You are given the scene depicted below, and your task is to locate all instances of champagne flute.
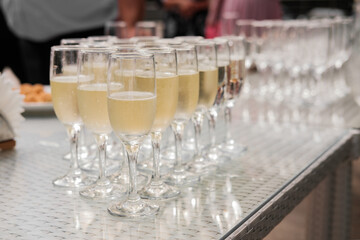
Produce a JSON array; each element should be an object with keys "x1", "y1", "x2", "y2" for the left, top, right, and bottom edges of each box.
[
  {"x1": 138, "y1": 47, "x2": 180, "y2": 200},
  {"x1": 187, "y1": 40, "x2": 219, "y2": 173},
  {"x1": 105, "y1": 21, "x2": 128, "y2": 38},
  {"x1": 50, "y1": 46, "x2": 96, "y2": 187},
  {"x1": 203, "y1": 39, "x2": 231, "y2": 163},
  {"x1": 135, "y1": 21, "x2": 162, "y2": 37},
  {"x1": 107, "y1": 52, "x2": 159, "y2": 218},
  {"x1": 216, "y1": 36, "x2": 247, "y2": 155},
  {"x1": 164, "y1": 44, "x2": 200, "y2": 186},
  {"x1": 77, "y1": 47, "x2": 125, "y2": 199}
]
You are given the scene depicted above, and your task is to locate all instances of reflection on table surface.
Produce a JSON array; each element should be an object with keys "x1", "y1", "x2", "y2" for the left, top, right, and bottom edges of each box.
[{"x1": 0, "y1": 113, "x2": 350, "y2": 239}]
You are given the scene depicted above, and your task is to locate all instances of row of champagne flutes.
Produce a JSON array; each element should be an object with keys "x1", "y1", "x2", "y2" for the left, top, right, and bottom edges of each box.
[
  {"x1": 223, "y1": 17, "x2": 354, "y2": 126},
  {"x1": 105, "y1": 20, "x2": 164, "y2": 38},
  {"x1": 50, "y1": 35, "x2": 247, "y2": 218}
]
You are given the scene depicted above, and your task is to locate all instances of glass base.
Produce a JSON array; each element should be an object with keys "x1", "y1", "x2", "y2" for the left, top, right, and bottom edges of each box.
[
  {"x1": 79, "y1": 179, "x2": 126, "y2": 199},
  {"x1": 110, "y1": 172, "x2": 150, "y2": 191},
  {"x1": 52, "y1": 170, "x2": 96, "y2": 188},
  {"x1": 160, "y1": 146, "x2": 194, "y2": 164},
  {"x1": 186, "y1": 155, "x2": 217, "y2": 174},
  {"x1": 108, "y1": 199, "x2": 159, "y2": 218},
  {"x1": 137, "y1": 159, "x2": 174, "y2": 176},
  {"x1": 139, "y1": 180, "x2": 180, "y2": 200},
  {"x1": 164, "y1": 169, "x2": 200, "y2": 187},
  {"x1": 219, "y1": 140, "x2": 247, "y2": 156},
  {"x1": 204, "y1": 145, "x2": 231, "y2": 164},
  {"x1": 63, "y1": 145, "x2": 91, "y2": 161},
  {"x1": 80, "y1": 158, "x2": 118, "y2": 173},
  {"x1": 183, "y1": 137, "x2": 195, "y2": 151}
]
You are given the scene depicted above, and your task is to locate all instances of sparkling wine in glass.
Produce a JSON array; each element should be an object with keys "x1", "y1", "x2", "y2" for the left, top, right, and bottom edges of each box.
[
  {"x1": 107, "y1": 52, "x2": 159, "y2": 218},
  {"x1": 203, "y1": 39, "x2": 231, "y2": 163},
  {"x1": 137, "y1": 46, "x2": 180, "y2": 200},
  {"x1": 216, "y1": 36, "x2": 247, "y2": 155},
  {"x1": 187, "y1": 40, "x2": 219, "y2": 174},
  {"x1": 164, "y1": 44, "x2": 200, "y2": 186},
  {"x1": 50, "y1": 46, "x2": 96, "y2": 188},
  {"x1": 77, "y1": 47, "x2": 126, "y2": 199}
]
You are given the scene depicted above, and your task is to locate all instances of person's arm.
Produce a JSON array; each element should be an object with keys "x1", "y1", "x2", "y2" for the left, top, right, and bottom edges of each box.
[{"x1": 118, "y1": 0, "x2": 145, "y2": 37}]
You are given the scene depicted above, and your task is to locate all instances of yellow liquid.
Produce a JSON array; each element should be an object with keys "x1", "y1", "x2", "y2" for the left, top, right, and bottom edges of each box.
[
  {"x1": 174, "y1": 71, "x2": 200, "y2": 121},
  {"x1": 108, "y1": 91, "x2": 156, "y2": 139},
  {"x1": 50, "y1": 76, "x2": 81, "y2": 125},
  {"x1": 199, "y1": 67, "x2": 218, "y2": 109},
  {"x1": 77, "y1": 83, "x2": 112, "y2": 135},
  {"x1": 153, "y1": 73, "x2": 179, "y2": 132}
]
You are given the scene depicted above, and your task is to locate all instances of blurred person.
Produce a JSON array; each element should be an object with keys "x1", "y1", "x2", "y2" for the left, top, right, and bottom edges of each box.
[
  {"x1": 206, "y1": 0, "x2": 282, "y2": 38},
  {"x1": 1, "y1": 0, "x2": 144, "y2": 85},
  {"x1": 157, "y1": 0, "x2": 209, "y2": 37}
]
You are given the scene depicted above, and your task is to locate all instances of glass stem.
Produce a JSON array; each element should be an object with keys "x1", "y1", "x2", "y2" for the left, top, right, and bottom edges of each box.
[
  {"x1": 95, "y1": 134, "x2": 109, "y2": 183},
  {"x1": 124, "y1": 143, "x2": 141, "y2": 202},
  {"x1": 66, "y1": 124, "x2": 81, "y2": 174},
  {"x1": 224, "y1": 105, "x2": 233, "y2": 144},
  {"x1": 171, "y1": 122, "x2": 185, "y2": 172},
  {"x1": 151, "y1": 131, "x2": 162, "y2": 182},
  {"x1": 207, "y1": 107, "x2": 218, "y2": 148},
  {"x1": 192, "y1": 111, "x2": 204, "y2": 157}
]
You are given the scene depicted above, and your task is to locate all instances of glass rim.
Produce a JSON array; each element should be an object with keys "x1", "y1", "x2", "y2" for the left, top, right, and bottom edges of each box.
[
  {"x1": 156, "y1": 38, "x2": 183, "y2": 44},
  {"x1": 60, "y1": 38, "x2": 87, "y2": 44},
  {"x1": 79, "y1": 46, "x2": 115, "y2": 53},
  {"x1": 135, "y1": 21, "x2": 158, "y2": 27},
  {"x1": 213, "y1": 38, "x2": 229, "y2": 45},
  {"x1": 51, "y1": 45, "x2": 84, "y2": 51},
  {"x1": 235, "y1": 19, "x2": 254, "y2": 25},
  {"x1": 105, "y1": 21, "x2": 127, "y2": 27},
  {"x1": 138, "y1": 46, "x2": 175, "y2": 53},
  {"x1": 110, "y1": 51, "x2": 154, "y2": 60},
  {"x1": 170, "y1": 43, "x2": 195, "y2": 51},
  {"x1": 87, "y1": 35, "x2": 117, "y2": 40},
  {"x1": 215, "y1": 36, "x2": 245, "y2": 42},
  {"x1": 194, "y1": 39, "x2": 216, "y2": 47},
  {"x1": 112, "y1": 46, "x2": 139, "y2": 51},
  {"x1": 130, "y1": 36, "x2": 160, "y2": 42}
]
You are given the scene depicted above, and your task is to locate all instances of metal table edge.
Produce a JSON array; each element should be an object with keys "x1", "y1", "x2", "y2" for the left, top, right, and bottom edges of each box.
[{"x1": 221, "y1": 129, "x2": 356, "y2": 240}]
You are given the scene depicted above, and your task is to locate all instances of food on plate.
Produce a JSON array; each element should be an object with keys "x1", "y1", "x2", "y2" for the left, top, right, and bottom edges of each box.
[{"x1": 20, "y1": 84, "x2": 52, "y2": 103}]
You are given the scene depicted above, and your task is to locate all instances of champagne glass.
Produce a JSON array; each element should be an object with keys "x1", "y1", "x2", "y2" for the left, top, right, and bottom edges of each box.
[
  {"x1": 105, "y1": 21, "x2": 128, "y2": 38},
  {"x1": 61, "y1": 38, "x2": 87, "y2": 46},
  {"x1": 138, "y1": 47, "x2": 180, "y2": 200},
  {"x1": 50, "y1": 46, "x2": 96, "y2": 187},
  {"x1": 187, "y1": 40, "x2": 219, "y2": 173},
  {"x1": 60, "y1": 38, "x2": 90, "y2": 162},
  {"x1": 216, "y1": 36, "x2": 247, "y2": 155},
  {"x1": 77, "y1": 47, "x2": 125, "y2": 199},
  {"x1": 87, "y1": 36, "x2": 117, "y2": 46},
  {"x1": 164, "y1": 44, "x2": 200, "y2": 186},
  {"x1": 203, "y1": 39, "x2": 231, "y2": 163},
  {"x1": 107, "y1": 52, "x2": 159, "y2": 218},
  {"x1": 135, "y1": 21, "x2": 163, "y2": 37},
  {"x1": 221, "y1": 12, "x2": 239, "y2": 36},
  {"x1": 130, "y1": 36, "x2": 160, "y2": 44}
]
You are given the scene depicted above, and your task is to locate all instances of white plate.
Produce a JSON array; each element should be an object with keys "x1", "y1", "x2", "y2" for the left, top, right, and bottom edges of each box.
[
  {"x1": 23, "y1": 102, "x2": 53, "y2": 112},
  {"x1": 23, "y1": 85, "x2": 53, "y2": 112}
]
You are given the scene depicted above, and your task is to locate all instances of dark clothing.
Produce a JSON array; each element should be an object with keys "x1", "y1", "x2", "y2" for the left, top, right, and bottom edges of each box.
[
  {"x1": 164, "y1": 10, "x2": 207, "y2": 38},
  {"x1": 0, "y1": 9, "x2": 25, "y2": 81},
  {"x1": 18, "y1": 27, "x2": 104, "y2": 85}
]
